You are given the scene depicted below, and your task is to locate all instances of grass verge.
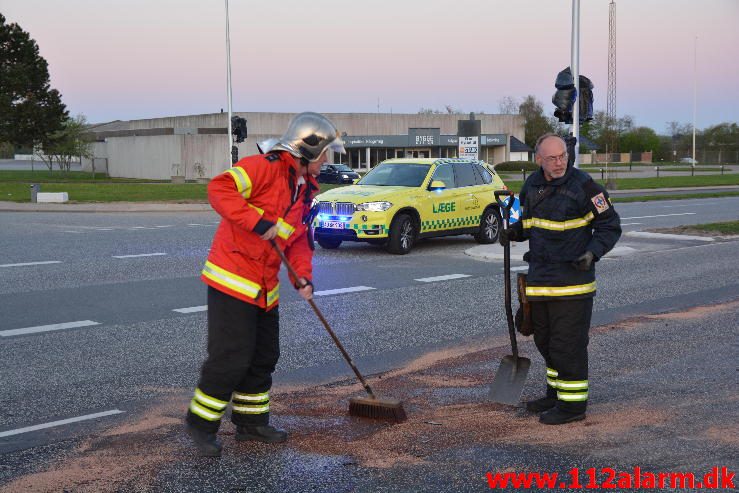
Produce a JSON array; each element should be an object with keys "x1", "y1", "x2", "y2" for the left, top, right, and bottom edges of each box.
[
  {"x1": 1, "y1": 170, "x2": 737, "y2": 203},
  {"x1": 654, "y1": 220, "x2": 739, "y2": 236},
  {"x1": 685, "y1": 220, "x2": 739, "y2": 235},
  {"x1": 611, "y1": 192, "x2": 739, "y2": 203}
]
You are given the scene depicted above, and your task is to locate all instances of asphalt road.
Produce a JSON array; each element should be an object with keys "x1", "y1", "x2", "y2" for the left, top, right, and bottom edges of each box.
[{"x1": 0, "y1": 196, "x2": 737, "y2": 491}]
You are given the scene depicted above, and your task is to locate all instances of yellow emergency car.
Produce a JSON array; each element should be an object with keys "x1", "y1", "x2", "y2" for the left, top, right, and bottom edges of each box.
[{"x1": 312, "y1": 158, "x2": 509, "y2": 254}]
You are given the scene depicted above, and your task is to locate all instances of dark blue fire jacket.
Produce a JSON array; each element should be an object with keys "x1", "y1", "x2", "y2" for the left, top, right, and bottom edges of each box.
[{"x1": 510, "y1": 165, "x2": 622, "y2": 301}]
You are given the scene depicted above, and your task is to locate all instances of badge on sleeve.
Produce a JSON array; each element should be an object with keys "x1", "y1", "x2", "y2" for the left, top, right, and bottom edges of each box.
[{"x1": 591, "y1": 192, "x2": 610, "y2": 214}]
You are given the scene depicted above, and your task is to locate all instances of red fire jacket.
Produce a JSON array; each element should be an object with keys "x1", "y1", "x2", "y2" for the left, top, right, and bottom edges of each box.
[{"x1": 201, "y1": 151, "x2": 318, "y2": 310}]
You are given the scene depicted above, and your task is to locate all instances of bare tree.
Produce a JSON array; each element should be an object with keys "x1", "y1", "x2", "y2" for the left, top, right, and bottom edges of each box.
[{"x1": 498, "y1": 96, "x2": 520, "y2": 115}]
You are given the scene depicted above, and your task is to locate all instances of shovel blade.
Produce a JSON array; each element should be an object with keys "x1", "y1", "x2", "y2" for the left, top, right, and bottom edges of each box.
[{"x1": 488, "y1": 355, "x2": 531, "y2": 405}]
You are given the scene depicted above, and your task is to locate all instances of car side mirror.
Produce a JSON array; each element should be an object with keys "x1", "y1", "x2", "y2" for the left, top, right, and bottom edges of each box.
[{"x1": 429, "y1": 180, "x2": 446, "y2": 191}]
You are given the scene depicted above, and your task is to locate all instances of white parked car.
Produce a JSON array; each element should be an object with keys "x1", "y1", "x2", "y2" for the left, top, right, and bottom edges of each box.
[{"x1": 679, "y1": 157, "x2": 698, "y2": 165}]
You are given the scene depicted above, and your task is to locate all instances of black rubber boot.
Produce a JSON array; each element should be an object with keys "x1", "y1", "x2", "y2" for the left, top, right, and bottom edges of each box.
[
  {"x1": 185, "y1": 423, "x2": 222, "y2": 457},
  {"x1": 539, "y1": 408, "x2": 586, "y2": 425},
  {"x1": 525, "y1": 396, "x2": 557, "y2": 413},
  {"x1": 235, "y1": 425, "x2": 288, "y2": 443}
]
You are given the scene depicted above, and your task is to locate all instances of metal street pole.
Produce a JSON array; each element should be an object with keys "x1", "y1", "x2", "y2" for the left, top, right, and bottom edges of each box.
[
  {"x1": 692, "y1": 36, "x2": 697, "y2": 165},
  {"x1": 225, "y1": 0, "x2": 234, "y2": 166},
  {"x1": 571, "y1": 0, "x2": 580, "y2": 168}
]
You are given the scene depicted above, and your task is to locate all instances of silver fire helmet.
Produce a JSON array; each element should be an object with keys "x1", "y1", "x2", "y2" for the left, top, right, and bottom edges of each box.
[
  {"x1": 256, "y1": 138, "x2": 279, "y2": 154},
  {"x1": 271, "y1": 112, "x2": 346, "y2": 163}
]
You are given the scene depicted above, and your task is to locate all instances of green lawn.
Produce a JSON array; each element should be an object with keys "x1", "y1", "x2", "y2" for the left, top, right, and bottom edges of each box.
[
  {"x1": 687, "y1": 220, "x2": 739, "y2": 235},
  {"x1": 1, "y1": 170, "x2": 738, "y2": 203},
  {"x1": 660, "y1": 220, "x2": 739, "y2": 235},
  {"x1": 1, "y1": 181, "x2": 208, "y2": 202},
  {"x1": 579, "y1": 166, "x2": 729, "y2": 173},
  {"x1": 0, "y1": 170, "x2": 161, "y2": 183},
  {"x1": 611, "y1": 191, "x2": 739, "y2": 203},
  {"x1": 0, "y1": 173, "x2": 350, "y2": 202}
]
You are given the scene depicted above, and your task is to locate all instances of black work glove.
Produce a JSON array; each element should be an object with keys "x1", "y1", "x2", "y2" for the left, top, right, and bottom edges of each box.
[
  {"x1": 499, "y1": 227, "x2": 518, "y2": 247},
  {"x1": 572, "y1": 251, "x2": 595, "y2": 271}
]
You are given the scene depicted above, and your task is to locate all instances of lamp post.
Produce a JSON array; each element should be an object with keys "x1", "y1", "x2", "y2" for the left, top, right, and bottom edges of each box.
[
  {"x1": 225, "y1": 0, "x2": 234, "y2": 166},
  {"x1": 692, "y1": 36, "x2": 697, "y2": 167},
  {"x1": 571, "y1": 0, "x2": 580, "y2": 168}
]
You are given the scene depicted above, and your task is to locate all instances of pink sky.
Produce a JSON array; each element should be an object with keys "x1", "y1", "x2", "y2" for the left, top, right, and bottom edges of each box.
[{"x1": 3, "y1": 0, "x2": 738, "y2": 132}]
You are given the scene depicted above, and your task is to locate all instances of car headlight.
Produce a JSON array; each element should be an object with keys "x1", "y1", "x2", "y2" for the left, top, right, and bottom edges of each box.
[{"x1": 355, "y1": 201, "x2": 392, "y2": 212}]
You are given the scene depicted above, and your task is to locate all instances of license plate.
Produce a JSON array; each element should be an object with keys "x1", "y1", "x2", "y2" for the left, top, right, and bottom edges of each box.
[{"x1": 322, "y1": 221, "x2": 345, "y2": 229}]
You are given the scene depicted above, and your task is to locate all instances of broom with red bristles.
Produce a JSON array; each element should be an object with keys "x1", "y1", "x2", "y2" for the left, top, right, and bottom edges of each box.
[{"x1": 270, "y1": 240, "x2": 407, "y2": 423}]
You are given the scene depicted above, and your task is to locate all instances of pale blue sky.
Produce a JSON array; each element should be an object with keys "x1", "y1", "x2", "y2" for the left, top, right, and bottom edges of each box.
[{"x1": 3, "y1": 0, "x2": 738, "y2": 132}]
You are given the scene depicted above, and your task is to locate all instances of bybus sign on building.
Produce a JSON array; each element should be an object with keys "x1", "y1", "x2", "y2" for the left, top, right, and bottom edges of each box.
[{"x1": 459, "y1": 136, "x2": 479, "y2": 160}]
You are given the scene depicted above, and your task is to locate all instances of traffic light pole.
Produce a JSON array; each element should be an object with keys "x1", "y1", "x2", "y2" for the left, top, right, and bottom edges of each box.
[
  {"x1": 225, "y1": 0, "x2": 235, "y2": 166},
  {"x1": 570, "y1": 0, "x2": 580, "y2": 168}
]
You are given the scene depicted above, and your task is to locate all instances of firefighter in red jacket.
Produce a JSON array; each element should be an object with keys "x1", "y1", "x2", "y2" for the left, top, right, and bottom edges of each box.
[{"x1": 185, "y1": 112, "x2": 345, "y2": 456}]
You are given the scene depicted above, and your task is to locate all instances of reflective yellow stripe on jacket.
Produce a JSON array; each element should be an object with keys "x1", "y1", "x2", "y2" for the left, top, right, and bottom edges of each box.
[
  {"x1": 266, "y1": 284, "x2": 279, "y2": 306},
  {"x1": 202, "y1": 260, "x2": 262, "y2": 300},
  {"x1": 226, "y1": 167, "x2": 253, "y2": 199},
  {"x1": 275, "y1": 218, "x2": 295, "y2": 240},
  {"x1": 522, "y1": 212, "x2": 594, "y2": 231},
  {"x1": 526, "y1": 282, "x2": 596, "y2": 297}
]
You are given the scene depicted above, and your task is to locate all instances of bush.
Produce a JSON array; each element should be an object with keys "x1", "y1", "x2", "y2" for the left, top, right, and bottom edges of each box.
[{"x1": 494, "y1": 161, "x2": 539, "y2": 172}]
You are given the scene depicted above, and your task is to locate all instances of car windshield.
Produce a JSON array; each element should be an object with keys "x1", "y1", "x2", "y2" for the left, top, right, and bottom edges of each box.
[
  {"x1": 334, "y1": 165, "x2": 353, "y2": 172},
  {"x1": 358, "y1": 163, "x2": 431, "y2": 187}
]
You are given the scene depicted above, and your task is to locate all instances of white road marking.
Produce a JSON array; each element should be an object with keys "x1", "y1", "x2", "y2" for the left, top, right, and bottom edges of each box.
[
  {"x1": 620, "y1": 222, "x2": 643, "y2": 226},
  {"x1": 625, "y1": 231, "x2": 714, "y2": 242},
  {"x1": 510, "y1": 266, "x2": 529, "y2": 272},
  {"x1": 173, "y1": 305, "x2": 208, "y2": 314},
  {"x1": 660, "y1": 203, "x2": 720, "y2": 208},
  {"x1": 155, "y1": 225, "x2": 174, "y2": 228},
  {"x1": 621, "y1": 212, "x2": 696, "y2": 220},
  {"x1": 314, "y1": 286, "x2": 376, "y2": 296},
  {"x1": 130, "y1": 226, "x2": 158, "y2": 230},
  {"x1": 0, "y1": 320, "x2": 100, "y2": 337},
  {"x1": 0, "y1": 410, "x2": 124, "y2": 438},
  {"x1": 63, "y1": 231, "x2": 83, "y2": 234},
  {"x1": 415, "y1": 274, "x2": 471, "y2": 283},
  {"x1": 0, "y1": 261, "x2": 62, "y2": 268},
  {"x1": 95, "y1": 228, "x2": 114, "y2": 231},
  {"x1": 112, "y1": 253, "x2": 167, "y2": 259}
]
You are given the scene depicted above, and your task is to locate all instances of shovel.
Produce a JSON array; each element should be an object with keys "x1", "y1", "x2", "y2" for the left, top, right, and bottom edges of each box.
[{"x1": 488, "y1": 190, "x2": 531, "y2": 405}]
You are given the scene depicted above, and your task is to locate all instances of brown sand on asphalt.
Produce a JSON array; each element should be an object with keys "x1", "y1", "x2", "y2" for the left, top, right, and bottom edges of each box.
[
  {"x1": 4, "y1": 300, "x2": 737, "y2": 491},
  {"x1": 645, "y1": 299, "x2": 739, "y2": 321}
]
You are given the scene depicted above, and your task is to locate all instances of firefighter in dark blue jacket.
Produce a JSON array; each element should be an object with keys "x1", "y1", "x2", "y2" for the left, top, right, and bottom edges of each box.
[{"x1": 500, "y1": 133, "x2": 621, "y2": 425}]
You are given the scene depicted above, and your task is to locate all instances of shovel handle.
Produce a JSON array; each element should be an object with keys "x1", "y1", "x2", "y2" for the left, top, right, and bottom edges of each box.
[
  {"x1": 493, "y1": 190, "x2": 519, "y2": 359},
  {"x1": 494, "y1": 189, "x2": 515, "y2": 226},
  {"x1": 269, "y1": 239, "x2": 376, "y2": 398}
]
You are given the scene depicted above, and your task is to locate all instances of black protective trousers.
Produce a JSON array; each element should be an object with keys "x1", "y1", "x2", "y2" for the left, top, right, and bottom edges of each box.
[
  {"x1": 531, "y1": 298, "x2": 593, "y2": 413},
  {"x1": 187, "y1": 286, "x2": 280, "y2": 432}
]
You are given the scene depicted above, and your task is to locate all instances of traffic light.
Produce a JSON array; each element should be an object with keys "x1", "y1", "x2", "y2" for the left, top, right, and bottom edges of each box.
[
  {"x1": 578, "y1": 74, "x2": 594, "y2": 122},
  {"x1": 552, "y1": 67, "x2": 594, "y2": 124},
  {"x1": 552, "y1": 67, "x2": 576, "y2": 124},
  {"x1": 231, "y1": 116, "x2": 247, "y2": 143}
]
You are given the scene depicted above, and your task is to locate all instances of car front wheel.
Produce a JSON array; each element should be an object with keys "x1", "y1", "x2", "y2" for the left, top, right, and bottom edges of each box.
[
  {"x1": 386, "y1": 213, "x2": 416, "y2": 254},
  {"x1": 474, "y1": 207, "x2": 501, "y2": 244},
  {"x1": 317, "y1": 238, "x2": 342, "y2": 249}
]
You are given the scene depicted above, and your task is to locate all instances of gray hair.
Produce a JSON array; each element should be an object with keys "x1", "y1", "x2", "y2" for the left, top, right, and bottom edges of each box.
[{"x1": 534, "y1": 133, "x2": 566, "y2": 156}]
